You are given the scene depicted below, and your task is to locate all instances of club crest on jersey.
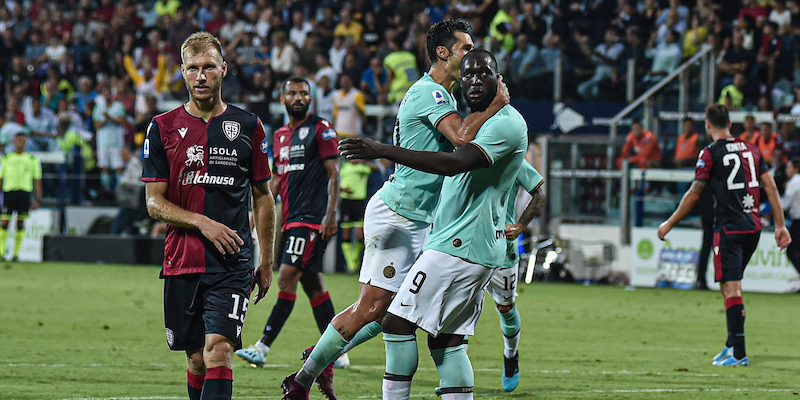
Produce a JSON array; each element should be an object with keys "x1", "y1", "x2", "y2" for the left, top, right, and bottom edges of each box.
[
  {"x1": 432, "y1": 90, "x2": 446, "y2": 105},
  {"x1": 298, "y1": 127, "x2": 310, "y2": 140},
  {"x1": 185, "y1": 145, "x2": 205, "y2": 167},
  {"x1": 222, "y1": 121, "x2": 241, "y2": 141}
]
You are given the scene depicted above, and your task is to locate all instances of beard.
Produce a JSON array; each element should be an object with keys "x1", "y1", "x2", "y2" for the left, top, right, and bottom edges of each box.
[{"x1": 285, "y1": 103, "x2": 309, "y2": 120}]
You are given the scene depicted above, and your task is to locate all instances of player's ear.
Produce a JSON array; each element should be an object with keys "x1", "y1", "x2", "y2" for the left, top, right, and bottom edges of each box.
[
  {"x1": 221, "y1": 61, "x2": 228, "y2": 78},
  {"x1": 437, "y1": 45, "x2": 449, "y2": 62}
]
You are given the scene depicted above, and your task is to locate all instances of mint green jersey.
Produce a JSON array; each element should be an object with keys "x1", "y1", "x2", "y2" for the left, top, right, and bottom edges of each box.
[
  {"x1": 424, "y1": 105, "x2": 528, "y2": 268},
  {"x1": 378, "y1": 73, "x2": 457, "y2": 224},
  {"x1": 502, "y1": 161, "x2": 544, "y2": 268}
]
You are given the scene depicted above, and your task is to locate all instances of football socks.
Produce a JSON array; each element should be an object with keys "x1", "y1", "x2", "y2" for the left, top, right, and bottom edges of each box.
[
  {"x1": 261, "y1": 291, "x2": 296, "y2": 346},
  {"x1": 383, "y1": 333, "x2": 418, "y2": 399},
  {"x1": 296, "y1": 325, "x2": 349, "y2": 388},
  {"x1": 0, "y1": 227, "x2": 7, "y2": 256},
  {"x1": 201, "y1": 366, "x2": 232, "y2": 400},
  {"x1": 13, "y1": 229, "x2": 23, "y2": 257},
  {"x1": 431, "y1": 346, "x2": 474, "y2": 400},
  {"x1": 187, "y1": 369, "x2": 204, "y2": 400},
  {"x1": 311, "y1": 291, "x2": 335, "y2": 333},
  {"x1": 725, "y1": 296, "x2": 746, "y2": 359},
  {"x1": 498, "y1": 306, "x2": 521, "y2": 359},
  {"x1": 343, "y1": 320, "x2": 382, "y2": 352}
]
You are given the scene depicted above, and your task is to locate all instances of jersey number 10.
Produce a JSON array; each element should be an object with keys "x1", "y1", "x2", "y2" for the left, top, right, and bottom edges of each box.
[{"x1": 723, "y1": 151, "x2": 759, "y2": 191}]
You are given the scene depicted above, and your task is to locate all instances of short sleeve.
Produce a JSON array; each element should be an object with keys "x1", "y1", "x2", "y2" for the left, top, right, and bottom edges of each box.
[
  {"x1": 251, "y1": 117, "x2": 272, "y2": 185},
  {"x1": 32, "y1": 156, "x2": 42, "y2": 180},
  {"x1": 516, "y1": 161, "x2": 544, "y2": 193},
  {"x1": 471, "y1": 115, "x2": 524, "y2": 165},
  {"x1": 316, "y1": 119, "x2": 339, "y2": 160},
  {"x1": 142, "y1": 119, "x2": 169, "y2": 182},
  {"x1": 695, "y1": 147, "x2": 713, "y2": 181},
  {"x1": 415, "y1": 85, "x2": 458, "y2": 128}
]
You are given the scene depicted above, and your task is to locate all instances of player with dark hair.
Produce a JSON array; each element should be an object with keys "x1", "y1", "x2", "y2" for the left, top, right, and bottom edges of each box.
[
  {"x1": 658, "y1": 103, "x2": 790, "y2": 367},
  {"x1": 236, "y1": 76, "x2": 341, "y2": 373},
  {"x1": 142, "y1": 31, "x2": 276, "y2": 400},
  {"x1": 341, "y1": 48, "x2": 527, "y2": 400},
  {"x1": 0, "y1": 133, "x2": 42, "y2": 261},
  {"x1": 280, "y1": 20, "x2": 508, "y2": 400}
]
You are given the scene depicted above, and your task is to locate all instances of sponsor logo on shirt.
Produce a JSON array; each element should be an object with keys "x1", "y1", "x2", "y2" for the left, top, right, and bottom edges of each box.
[
  {"x1": 279, "y1": 146, "x2": 290, "y2": 162},
  {"x1": 209, "y1": 147, "x2": 238, "y2": 167},
  {"x1": 290, "y1": 144, "x2": 306, "y2": 158},
  {"x1": 222, "y1": 121, "x2": 241, "y2": 141},
  {"x1": 178, "y1": 127, "x2": 188, "y2": 138},
  {"x1": 322, "y1": 129, "x2": 337, "y2": 140},
  {"x1": 180, "y1": 170, "x2": 235, "y2": 186},
  {"x1": 298, "y1": 127, "x2": 310, "y2": 140},
  {"x1": 185, "y1": 145, "x2": 205, "y2": 167},
  {"x1": 432, "y1": 90, "x2": 446, "y2": 105},
  {"x1": 277, "y1": 163, "x2": 306, "y2": 174}
]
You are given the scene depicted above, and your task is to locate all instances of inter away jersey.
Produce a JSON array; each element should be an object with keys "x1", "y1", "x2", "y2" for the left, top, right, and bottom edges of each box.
[
  {"x1": 377, "y1": 73, "x2": 457, "y2": 224},
  {"x1": 503, "y1": 161, "x2": 544, "y2": 268},
  {"x1": 695, "y1": 137, "x2": 768, "y2": 232},
  {"x1": 141, "y1": 105, "x2": 272, "y2": 276},
  {"x1": 272, "y1": 115, "x2": 339, "y2": 231},
  {"x1": 425, "y1": 105, "x2": 528, "y2": 268}
]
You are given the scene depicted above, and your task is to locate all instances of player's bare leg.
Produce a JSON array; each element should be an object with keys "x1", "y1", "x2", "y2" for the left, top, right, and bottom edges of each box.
[
  {"x1": 185, "y1": 349, "x2": 205, "y2": 400},
  {"x1": 201, "y1": 334, "x2": 236, "y2": 399}
]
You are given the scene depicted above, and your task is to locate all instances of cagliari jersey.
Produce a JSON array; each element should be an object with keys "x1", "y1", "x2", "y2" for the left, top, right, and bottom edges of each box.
[
  {"x1": 142, "y1": 104, "x2": 272, "y2": 276},
  {"x1": 378, "y1": 73, "x2": 457, "y2": 224},
  {"x1": 695, "y1": 137, "x2": 768, "y2": 233},
  {"x1": 503, "y1": 161, "x2": 544, "y2": 269},
  {"x1": 272, "y1": 114, "x2": 339, "y2": 231},
  {"x1": 425, "y1": 105, "x2": 528, "y2": 269}
]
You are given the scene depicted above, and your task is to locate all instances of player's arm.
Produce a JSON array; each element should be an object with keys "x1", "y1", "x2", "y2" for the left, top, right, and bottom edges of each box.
[
  {"x1": 321, "y1": 158, "x2": 339, "y2": 241},
  {"x1": 32, "y1": 179, "x2": 42, "y2": 209},
  {"x1": 435, "y1": 76, "x2": 510, "y2": 147},
  {"x1": 145, "y1": 181, "x2": 244, "y2": 254},
  {"x1": 339, "y1": 137, "x2": 490, "y2": 176},
  {"x1": 251, "y1": 180, "x2": 276, "y2": 304},
  {"x1": 506, "y1": 185, "x2": 546, "y2": 240},
  {"x1": 761, "y1": 172, "x2": 792, "y2": 249},
  {"x1": 657, "y1": 180, "x2": 706, "y2": 240}
]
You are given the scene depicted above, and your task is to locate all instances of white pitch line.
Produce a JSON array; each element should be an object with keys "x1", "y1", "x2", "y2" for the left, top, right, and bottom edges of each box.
[{"x1": 52, "y1": 388, "x2": 800, "y2": 400}]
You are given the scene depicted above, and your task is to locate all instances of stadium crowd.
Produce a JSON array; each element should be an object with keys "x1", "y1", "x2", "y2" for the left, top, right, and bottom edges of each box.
[{"x1": 3, "y1": 0, "x2": 800, "y2": 209}]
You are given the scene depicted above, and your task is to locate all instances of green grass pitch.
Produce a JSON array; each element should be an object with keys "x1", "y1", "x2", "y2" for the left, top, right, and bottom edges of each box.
[{"x1": 0, "y1": 261, "x2": 798, "y2": 399}]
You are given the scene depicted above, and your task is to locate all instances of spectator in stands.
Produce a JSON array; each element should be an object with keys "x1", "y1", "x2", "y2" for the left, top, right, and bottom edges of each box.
[
  {"x1": 329, "y1": 36, "x2": 348, "y2": 74},
  {"x1": 736, "y1": 14, "x2": 761, "y2": 52},
  {"x1": 361, "y1": 12, "x2": 382, "y2": 55},
  {"x1": 0, "y1": 108, "x2": 29, "y2": 154},
  {"x1": 739, "y1": 0, "x2": 769, "y2": 28},
  {"x1": 332, "y1": 74, "x2": 365, "y2": 140},
  {"x1": 719, "y1": 72, "x2": 748, "y2": 110},
  {"x1": 70, "y1": 76, "x2": 97, "y2": 117},
  {"x1": 55, "y1": 113, "x2": 93, "y2": 205},
  {"x1": 110, "y1": 143, "x2": 144, "y2": 235},
  {"x1": 334, "y1": 8, "x2": 363, "y2": 44},
  {"x1": 315, "y1": 6, "x2": 337, "y2": 51},
  {"x1": 739, "y1": 115, "x2": 761, "y2": 144},
  {"x1": 341, "y1": 52, "x2": 365, "y2": 88},
  {"x1": 695, "y1": 0, "x2": 722, "y2": 21},
  {"x1": 204, "y1": 4, "x2": 226, "y2": 36},
  {"x1": 654, "y1": 8, "x2": 686, "y2": 47},
  {"x1": 758, "y1": 121, "x2": 783, "y2": 166},
  {"x1": 487, "y1": 0, "x2": 517, "y2": 54},
  {"x1": 165, "y1": 7, "x2": 197, "y2": 53},
  {"x1": 674, "y1": 117, "x2": 703, "y2": 168},
  {"x1": 616, "y1": 119, "x2": 663, "y2": 169},
  {"x1": 270, "y1": 31, "x2": 298, "y2": 82},
  {"x1": 638, "y1": 29, "x2": 683, "y2": 94},
  {"x1": 41, "y1": 65, "x2": 74, "y2": 111},
  {"x1": 24, "y1": 96, "x2": 57, "y2": 152},
  {"x1": 425, "y1": 0, "x2": 449, "y2": 24},
  {"x1": 123, "y1": 51, "x2": 165, "y2": 117},
  {"x1": 508, "y1": 33, "x2": 539, "y2": 98},
  {"x1": 220, "y1": 8, "x2": 247, "y2": 44},
  {"x1": 718, "y1": 31, "x2": 755, "y2": 93},
  {"x1": 228, "y1": 30, "x2": 261, "y2": 80},
  {"x1": 384, "y1": 35, "x2": 418, "y2": 104},
  {"x1": 771, "y1": 0, "x2": 793, "y2": 31},
  {"x1": 772, "y1": 146, "x2": 789, "y2": 195},
  {"x1": 684, "y1": 11, "x2": 708, "y2": 58},
  {"x1": 519, "y1": 2, "x2": 548, "y2": 51},
  {"x1": 154, "y1": 0, "x2": 181, "y2": 19},
  {"x1": 24, "y1": 29, "x2": 47, "y2": 70},
  {"x1": 756, "y1": 21, "x2": 786, "y2": 90},
  {"x1": 360, "y1": 56, "x2": 388, "y2": 104},
  {"x1": 618, "y1": 26, "x2": 649, "y2": 88},
  {"x1": 577, "y1": 27, "x2": 625, "y2": 100},
  {"x1": 290, "y1": 10, "x2": 315, "y2": 49},
  {"x1": 314, "y1": 74, "x2": 335, "y2": 123},
  {"x1": 92, "y1": 85, "x2": 126, "y2": 192}
]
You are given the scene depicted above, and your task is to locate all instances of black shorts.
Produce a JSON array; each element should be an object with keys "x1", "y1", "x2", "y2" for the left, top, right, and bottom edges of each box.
[
  {"x1": 280, "y1": 226, "x2": 328, "y2": 273},
  {"x1": 340, "y1": 198, "x2": 366, "y2": 225},
  {"x1": 2, "y1": 191, "x2": 31, "y2": 216},
  {"x1": 162, "y1": 269, "x2": 253, "y2": 351},
  {"x1": 713, "y1": 230, "x2": 760, "y2": 283}
]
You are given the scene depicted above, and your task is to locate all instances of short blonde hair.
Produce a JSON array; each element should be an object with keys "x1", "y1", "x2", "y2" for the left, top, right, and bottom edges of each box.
[{"x1": 180, "y1": 31, "x2": 223, "y2": 64}]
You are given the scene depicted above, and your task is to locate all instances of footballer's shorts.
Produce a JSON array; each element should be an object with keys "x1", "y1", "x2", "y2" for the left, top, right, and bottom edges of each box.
[
  {"x1": 280, "y1": 226, "x2": 327, "y2": 273},
  {"x1": 162, "y1": 269, "x2": 253, "y2": 352},
  {"x1": 340, "y1": 198, "x2": 366, "y2": 228},
  {"x1": 488, "y1": 266, "x2": 519, "y2": 307},
  {"x1": 713, "y1": 230, "x2": 760, "y2": 283},
  {"x1": 2, "y1": 191, "x2": 31, "y2": 218},
  {"x1": 388, "y1": 249, "x2": 494, "y2": 337},
  {"x1": 359, "y1": 195, "x2": 430, "y2": 292}
]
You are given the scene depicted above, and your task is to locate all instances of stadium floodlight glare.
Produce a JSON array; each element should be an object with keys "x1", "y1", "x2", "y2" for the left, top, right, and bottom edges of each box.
[{"x1": 543, "y1": 250, "x2": 558, "y2": 271}]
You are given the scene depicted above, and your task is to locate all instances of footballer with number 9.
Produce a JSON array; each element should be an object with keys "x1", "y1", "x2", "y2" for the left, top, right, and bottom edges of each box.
[{"x1": 142, "y1": 31, "x2": 276, "y2": 400}]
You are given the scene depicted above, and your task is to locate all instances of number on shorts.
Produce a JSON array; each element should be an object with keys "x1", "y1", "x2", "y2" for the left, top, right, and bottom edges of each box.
[
  {"x1": 286, "y1": 236, "x2": 307, "y2": 256},
  {"x1": 227, "y1": 293, "x2": 249, "y2": 323},
  {"x1": 408, "y1": 271, "x2": 427, "y2": 294},
  {"x1": 503, "y1": 273, "x2": 516, "y2": 291}
]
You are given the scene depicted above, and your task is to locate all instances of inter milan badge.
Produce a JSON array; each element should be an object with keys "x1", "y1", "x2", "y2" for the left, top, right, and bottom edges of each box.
[
  {"x1": 453, "y1": 238, "x2": 462, "y2": 248},
  {"x1": 165, "y1": 328, "x2": 175, "y2": 347},
  {"x1": 222, "y1": 121, "x2": 241, "y2": 141},
  {"x1": 298, "y1": 127, "x2": 310, "y2": 140},
  {"x1": 383, "y1": 264, "x2": 396, "y2": 278}
]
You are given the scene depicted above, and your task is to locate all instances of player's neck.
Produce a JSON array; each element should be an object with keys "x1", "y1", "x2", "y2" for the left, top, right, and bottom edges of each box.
[
  {"x1": 185, "y1": 97, "x2": 227, "y2": 122},
  {"x1": 711, "y1": 129, "x2": 733, "y2": 141},
  {"x1": 288, "y1": 114, "x2": 310, "y2": 129},
  {"x1": 428, "y1": 65, "x2": 456, "y2": 92}
]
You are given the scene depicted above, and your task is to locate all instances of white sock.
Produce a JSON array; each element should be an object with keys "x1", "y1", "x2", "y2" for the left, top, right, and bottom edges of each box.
[
  {"x1": 442, "y1": 393, "x2": 473, "y2": 400},
  {"x1": 382, "y1": 379, "x2": 411, "y2": 400},
  {"x1": 255, "y1": 341, "x2": 269, "y2": 356},
  {"x1": 503, "y1": 331, "x2": 520, "y2": 359}
]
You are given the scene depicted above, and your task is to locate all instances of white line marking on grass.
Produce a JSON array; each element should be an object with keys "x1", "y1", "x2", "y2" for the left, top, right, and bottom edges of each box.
[{"x1": 0, "y1": 363, "x2": 291, "y2": 368}]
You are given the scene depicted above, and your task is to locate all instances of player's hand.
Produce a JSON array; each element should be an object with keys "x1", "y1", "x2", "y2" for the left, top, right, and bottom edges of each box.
[
  {"x1": 31, "y1": 200, "x2": 40, "y2": 210},
  {"x1": 198, "y1": 217, "x2": 244, "y2": 255},
  {"x1": 321, "y1": 213, "x2": 337, "y2": 241},
  {"x1": 252, "y1": 262, "x2": 273, "y2": 304},
  {"x1": 339, "y1": 138, "x2": 384, "y2": 160},
  {"x1": 656, "y1": 221, "x2": 671, "y2": 241},
  {"x1": 775, "y1": 226, "x2": 791, "y2": 250},
  {"x1": 490, "y1": 75, "x2": 510, "y2": 109},
  {"x1": 505, "y1": 223, "x2": 524, "y2": 240}
]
